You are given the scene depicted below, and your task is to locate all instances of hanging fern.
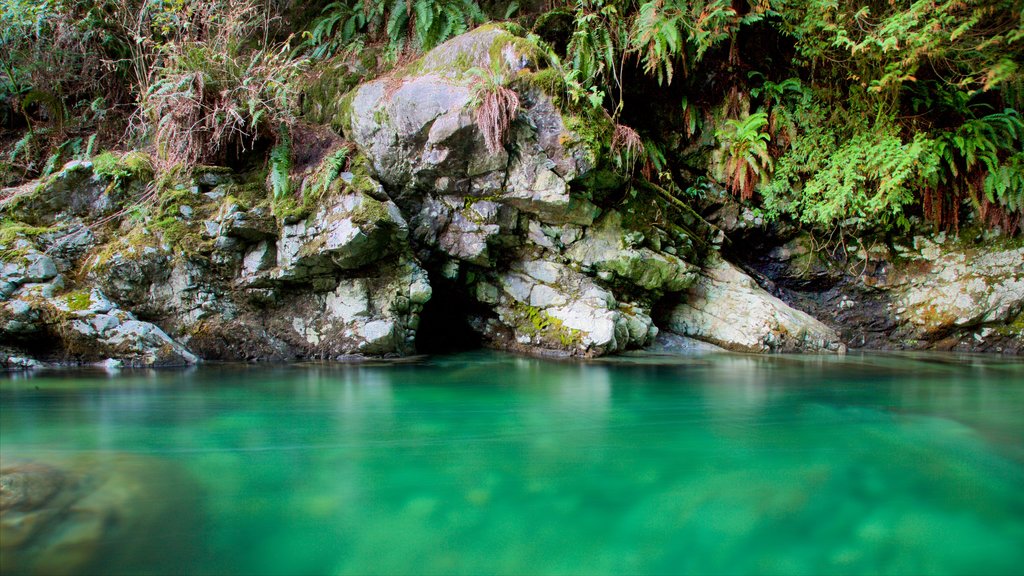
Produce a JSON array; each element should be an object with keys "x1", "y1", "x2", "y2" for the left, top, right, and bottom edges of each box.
[{"x1": 269, "y1": 129, "x2": 292, "y2": 201}]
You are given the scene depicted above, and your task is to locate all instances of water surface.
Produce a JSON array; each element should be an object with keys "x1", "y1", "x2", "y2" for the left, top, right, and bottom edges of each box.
[{"x1": 2, "y1": 351, "x2": 1023, "y2": 575}]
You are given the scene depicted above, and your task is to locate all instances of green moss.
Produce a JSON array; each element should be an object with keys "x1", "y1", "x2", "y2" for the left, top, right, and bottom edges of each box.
[
  {"x1": 486, "y1": 31, "x2": 544, "y2": 74},
  {"x1": 337, "y1": 90, "x2": 358, "y2": 136},
  {"x1": 0, "y1": 219, "x2": 53, "y2": 247},
  {"x1": 64, "y1": 291, "x2": 92, "y2": 312},
  {"x1": 89, "y1": 227, "x2": 158, "y2": 270},
  {"x1": 393, "y1": 24, "x2": 545, "y2": 83},
  {"x1": 92, "y1": 151, "x2": 154, "y2": 183},
  {"x1": 508, "y1": 301, "x2": 583, "y2": 348},
  {"x1": 994, "y1": 312, "x2": 1024, "y2": 337},
  {"x1": 221, "y1": 181, "x2": 269, "y2": 211},
  {"x1": 562, "y1": 111, "x2": 614, "y2": 165},
  {"x1": 271, "y1": 194, "x2": 310, "y2": 222},
  {"x1": 519, "y1": 68, "x2": 564, "y2": 99},
  {"x1": 351, "y1": 193, "x2": 389, "y2": 225},
  {"x1": 301, "y1": 57, "x2": 365, "y2": 131},
  {"x1": 142, "y1": 175, "x2": 221, "y2": 256}
]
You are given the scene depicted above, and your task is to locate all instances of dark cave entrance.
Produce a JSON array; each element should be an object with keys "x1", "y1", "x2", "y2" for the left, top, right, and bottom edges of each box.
[{"x1": 414, "y1": 269, "x2": 484, "y2": 354}]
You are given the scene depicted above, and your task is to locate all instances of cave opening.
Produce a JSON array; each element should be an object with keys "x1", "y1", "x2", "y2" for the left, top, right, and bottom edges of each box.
[{"x1": 414, "y1": 270, "x2": 485, "y2": 354}]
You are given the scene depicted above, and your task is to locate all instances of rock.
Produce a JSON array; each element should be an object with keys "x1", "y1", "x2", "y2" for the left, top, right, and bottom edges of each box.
[
  {"x1": 275, "y1": 191, "x2": 408, "y2": 282},
  {"x1": 89, "y1": 233, "x2": 170, "y2": 308},
  {"x1": 343, "y1": 25, "x2": 611, "y2": 226},
  {"x1": 476, "y1": 258, "x2": 657, "y2": 356},
  {"x1": 0, "y1": 286, "x2": 198, "y2": 367},
  {"x1": 0, "y1": 160, "x2": 146, "y2": 226},
  {"x1": 239, "y1": 241, "x2": 277, "y2": 285},
  {"x1": 745, "y1": 229, "x2": 1024, "y2": 353},
  {"x1": 0, "y1": 455, "x2": 202, "y2": 575},
  {"x1": 900, "y1": 246, "x2": 1024, "y2": 337},
  {"x1": 565, "y1": 211, "x2": 698, "y2": 293},
  {"x1": 662, "y1": 256, "x2": 845, "y2": 353},
  {"x1": 217, "y1": 204, "x2": 275, "y2": 241}
]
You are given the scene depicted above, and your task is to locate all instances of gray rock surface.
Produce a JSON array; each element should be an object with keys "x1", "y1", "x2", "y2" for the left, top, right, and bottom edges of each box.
[
  {"x1": 339, "y1": 26, "x2": 701, "y2": 357},
  {"x1": 740, "y1": 228, "x2": 1024, "y2": 353},
  {"x1": 662, "y1": 256, "x2": 845, "y2": 353}
]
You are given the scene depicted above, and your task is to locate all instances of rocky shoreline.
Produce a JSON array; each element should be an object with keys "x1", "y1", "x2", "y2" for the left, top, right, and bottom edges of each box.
[{"x1": 2, "y1": 28, "x2": 1021, "y2": 369}]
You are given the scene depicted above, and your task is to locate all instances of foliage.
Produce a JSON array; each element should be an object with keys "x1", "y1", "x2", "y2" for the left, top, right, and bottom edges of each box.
[
  {"x1": 713, "y1": 112, "x2": 772, "y2": 201},
  {"x1": 303, "y1": 0, "x2": 484, "y2": 62},
  {"x1": 3, "y1": 0, "x2": 1023, "y2": 237},
  {"x1": 269, "y1": 129, "x2": 292, "y2": 201},
  {"x1": 143, "y1": 1, "x2": 301, "y2": 169},
  {"x1": 469, "y1": 68, "x2": 520, "y2": 154}
]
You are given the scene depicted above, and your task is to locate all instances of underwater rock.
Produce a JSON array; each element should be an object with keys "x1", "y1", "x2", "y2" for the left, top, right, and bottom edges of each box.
[{"x1": 0, "y1": 455, "x2": 202, "y2": 575}]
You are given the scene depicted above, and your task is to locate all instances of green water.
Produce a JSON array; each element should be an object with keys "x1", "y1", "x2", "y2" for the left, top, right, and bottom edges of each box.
[{"x1": 2, "y1": 351, "x2": 1024, "y2": 575}]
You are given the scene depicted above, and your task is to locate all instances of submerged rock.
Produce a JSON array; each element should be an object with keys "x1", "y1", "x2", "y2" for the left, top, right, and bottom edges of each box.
[{"x1": 0, "y1": 455, "x2": 202, "y2": 575}]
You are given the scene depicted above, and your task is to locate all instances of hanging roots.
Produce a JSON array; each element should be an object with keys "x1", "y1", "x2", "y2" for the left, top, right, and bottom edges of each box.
[
  {"x1": 610, "y1": 121, "x2": 643, "y2": 158},
  {"x1": 476, "y1": 85, "x2": 520, "y2": 155}
]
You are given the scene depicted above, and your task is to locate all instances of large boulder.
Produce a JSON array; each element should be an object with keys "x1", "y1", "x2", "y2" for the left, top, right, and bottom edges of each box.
[
  {"x1": 896, "y1": 239, "x2": 1023, "y2": 344},
  {"x1": 662, "y1": 256, "x2": 845, "y2": 353},
  {"x1": 339, "y1": 25, "x2": 706, "y2": 357},
  {"x1": 343, "y1": 25, "x2": 604, "y2": 224}
]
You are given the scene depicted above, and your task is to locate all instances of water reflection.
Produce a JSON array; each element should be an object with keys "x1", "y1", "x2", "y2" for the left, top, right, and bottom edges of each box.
[{"x1": 1, "y1": 351, "x2": 1023, "y2": 575}]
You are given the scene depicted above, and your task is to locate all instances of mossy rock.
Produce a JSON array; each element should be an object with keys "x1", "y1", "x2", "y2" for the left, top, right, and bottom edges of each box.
[
  {"x1": 92, "y1": 151, "x2": 154, "y2": 184},
  {"x1": 507, "y1": 300, "x2": 583, "y2": 349},
  {"x1": 301, "y1": 56, "x2": 366, "y2": 132}
]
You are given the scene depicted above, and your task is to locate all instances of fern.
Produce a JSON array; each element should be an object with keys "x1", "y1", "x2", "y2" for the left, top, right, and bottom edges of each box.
[
  {"x1": 714, "y1": 112, "x2": 773, "y2": 201},
  {"x1": 984, "y1": 152, "x2": 1024, "y2": 213},
  {"x1": 312, "y1": 147, "x2": 350, "y2": 198},
  {"x1": 269, "y1": 130, "x2": 292, "y2": 200}
]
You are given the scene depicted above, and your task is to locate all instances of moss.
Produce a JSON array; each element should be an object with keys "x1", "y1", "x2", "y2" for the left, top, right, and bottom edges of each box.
[
  {"x1": 994, "y1": 312, "x2": 1024, "y2": 337},
  {"x1": 519, "y1": 68, "x2": 565, "y2": 99},
  {"x1": 143, "y1": 179, "x2": 220, "y2": 256},
  {"x1": 393, "y1": 24, "x2": 545, "y2": 83},
  {"x1": 0, "y1": 219, "x2": 54, "y2": 247},
  {"x1": 92, "y1": 151, "x2": 154, "y2": 183},
  {"x1": 508, "y1": 300, "x2": 583, "y2": 348},
  {"x1": 89, "y1": 227, "x2": 158, "y2": 270},
  {"x1": 486, "y1": 31, "x2": 544, "y2": 74},
  {"x1": 64, "y1": 291, "x2": 92, "y2": 312},
  {"x1": 562, "y1": 111, "x2": 615, "y2": 165},
  {"x1": 301, "y1": 57, "x2": 365, "y2": 131},
  {"x1": 337, "y1": 90, "x2": 358, "y2": 136},
  {"x1": 351, "y1": 193, "x2": 390, "y2": 225},
  {"x1": 271, "y1": 193, "x2": 310, "y2": 222},
  {"x1": 221, "y1": 181, "x2": 269, "y2": 211}
]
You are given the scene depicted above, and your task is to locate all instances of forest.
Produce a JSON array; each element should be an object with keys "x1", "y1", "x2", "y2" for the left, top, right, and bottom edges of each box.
[{"x1": 3, "y1": 0, "x2": 1022, "y2": 237}]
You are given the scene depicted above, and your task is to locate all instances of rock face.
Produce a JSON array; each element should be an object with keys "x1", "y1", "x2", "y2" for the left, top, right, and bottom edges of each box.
[
  {"x1": 0, "y1": 456, "x2": 202, "y2": 575},
  {"x1": 897, "y1": 239, "x2": 1023, "y2": 346},
  {"x1": 737, "y1": 227, "x2": 1024, "y2": 353},
  {"x1": 0, "y1": 236, "x2": 196, "y2": 367},
  {"x1": 1, "y1": 160, "x2": 430, "y2": 365},
  {"x1": 661, "y1": 256, "x2": 845, "y2": 353},
  {"x1": 340, "y1": 25, "x2": 702, "y2": 357}
]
